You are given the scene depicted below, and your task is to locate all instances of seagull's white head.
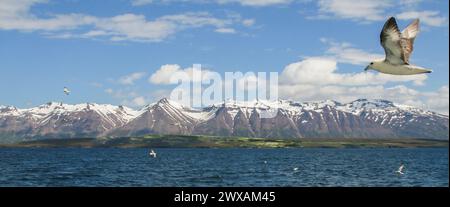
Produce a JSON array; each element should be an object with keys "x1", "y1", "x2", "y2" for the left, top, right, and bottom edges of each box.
[{"x1": 364, "y1": 60, "x2": 385, "y2": 72}]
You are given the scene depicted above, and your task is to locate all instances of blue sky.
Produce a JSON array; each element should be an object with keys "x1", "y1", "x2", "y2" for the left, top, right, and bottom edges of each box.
[{"x1": 0, "y1": 0, "x2": 448, "y2": 114}]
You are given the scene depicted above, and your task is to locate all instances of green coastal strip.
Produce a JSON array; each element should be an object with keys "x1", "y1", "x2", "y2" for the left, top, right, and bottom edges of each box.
[{"x1": 0, "y1": 135, "x2": 448, "y2": 148}]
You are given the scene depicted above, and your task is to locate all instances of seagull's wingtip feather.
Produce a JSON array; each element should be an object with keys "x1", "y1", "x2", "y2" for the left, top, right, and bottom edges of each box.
[{"x1": 387, "y1": 16, "x2": 396, "y2": 21}]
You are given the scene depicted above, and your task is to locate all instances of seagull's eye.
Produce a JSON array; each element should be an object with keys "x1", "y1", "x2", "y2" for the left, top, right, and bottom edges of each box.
[{"x1": 370, "y1": 62, "x2": 374, "y2": 65}]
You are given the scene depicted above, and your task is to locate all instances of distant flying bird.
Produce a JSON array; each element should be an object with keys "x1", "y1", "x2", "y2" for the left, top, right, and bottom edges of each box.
[
  {"x1": 63, "y1": 87, "x2": 70, "y2": 95},
  {"x1": 149, "y1": 149, "x2": 157, "y2": 158},
  {"x1": 396, "y1": 164, "x2": 405, "y2": 175},
  {"x1": 365, "y1": 17, "x2": 432, "y2": 75}
]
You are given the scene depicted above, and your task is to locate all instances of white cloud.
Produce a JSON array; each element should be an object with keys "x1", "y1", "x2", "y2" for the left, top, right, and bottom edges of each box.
[
  {"x1": 129, "y1": 0, "x2": 292, "y2": 7},
  {"x1": 105, "y1": 88, "x2": 139, "y2": 99},
  {"x1": 397, "y1": 10, "x2": 448, "y2": 27},
  {"x1": 399, "y1": 0, "x2": 423, "y2": 7},
  {"x1": 316, "y1": 0, "x2": 391, "y2": 22},
  {"x1": 0, "y1": 1, "x2": 242, "y2": 42},
  {"x1": 422, "y1": 85, "x2": 449, "y2": 115},
  {"x1": 215, "y1": 27, "x2": 237, "y2": 34},
  {"x1": 279, "y1": 57, "x2": 427, "y2": 86},
  {"x1": 149, "y1": 64, "x2": 215, "y2": 85},
  {"x1": 217, "y1": 0, "x2": 292, "y2": 7},
  {"x1": 320, "y1": 38, "x2": 384, "y2": 65},
  {"x1": 90, "y1": 82, "x2": 103, "y2": 88},
  {"x1": 105, "y1": 88, "x2": 114, "y2": 94},
  {"x1": 242, "y1": 19, "x2": 255, "y2": 27},
  {"x1": 131, "y1": 0, "x2": 154, "y2": 6},
  {"x1": 0, "y1": 0, "x2": 96, "y2": 31},
  {"x1": 312, "y1": 0, "x2": 448, "y2": 28},
  {"x1": 87, "y1": 12, "x2": 236, "y2": 42},
  {"x1": 131, "y1": 96, "x2": 147, "y2": 106},
  {"x1": 149, "y1": 64, "x2": 182, "y2": 85},
  {"x1": 118, "y1": 72, "x2": 146, "y2": 85},
  {"x1": 105, "y1": 87, "x2": 150, "y2": 108}
]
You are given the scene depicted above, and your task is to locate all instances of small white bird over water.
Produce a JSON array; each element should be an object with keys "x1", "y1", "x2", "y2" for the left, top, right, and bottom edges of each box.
[
  {"x1": 149, "y1": 149, "x2": 157, "y2": 158},
  {"x1": 396, "y1": 164, "x2": 405, "y2": 175},
  {"x1": 63, "y1": 87, "x2": 71, "y2": 95},
  {"x1": 365, "y1": 17, "x2": 432, "y2": 75}
]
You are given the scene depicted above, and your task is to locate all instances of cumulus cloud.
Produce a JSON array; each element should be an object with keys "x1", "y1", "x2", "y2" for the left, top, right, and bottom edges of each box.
[
  {"x1": 419, "y1": 85, "x2": 449, "y2": 114},
  {"x1": 0, "y1": 1, "x2": 243, "y2": 42},
  {"x1": 131, "y1": 96, "x2": 147, "y2": 106},
  {"x1": 131, "y1": 0, "x2": 154, "y2": 6},
  {"x1": 311, "y1": 0, "x2": 448, "y2": 27},
  {"x1": 215, "y1": 27, "x2": 237, "y2": 34},
  {"x1": 130, "y1": 0, "x2": 292, "y2": 7},
  {"x1": 320, "y1": 38, "x2": 384, "y2": 65},
  {"x1": 149, "y1": 64, "x2": 182, "y2": 85},
  {"x1": 242, "y1": 19, "x2": 256, "y2": 27},
  {"x1": 0, "y1": 0, "x2": 97, "y2": 31},
  {"x1": 118, "y1": 72, "x2": 146, "y2": 85},
  {"x1": 149, "y1": 64, "x2": 216, "y2": 85},
  {"x1": 120, "y1": 97, "x2": 148, "y2": 108},
  {"x1": 286, "y1": 40, "x2": 427, "y2": 86},
  {"x1": 105, "y1": 87, "x2": 151, "y2": 108},
  {"x1": 397, "y1": 10, "x2": 448, "y2": 27},
  {"x1": 105, "y1": 88, "x2": 139, "y2": 99},
  {"x1": 315, "y1": 0, "x2": 391, "y2": 22},
  {"x1": 216, "y1": 0, "x2": 292, "y2": 7},
  {"x1": 279, "y1": 57, "x2": 427, "y2": 86}
]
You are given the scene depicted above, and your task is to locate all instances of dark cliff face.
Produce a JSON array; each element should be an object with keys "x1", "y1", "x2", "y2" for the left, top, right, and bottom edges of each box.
[{"x1": 0, "y1": 99, "x2": 448, "y2": 143}]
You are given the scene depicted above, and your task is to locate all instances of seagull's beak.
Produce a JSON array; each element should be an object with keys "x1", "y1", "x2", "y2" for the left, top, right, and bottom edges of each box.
[{"x1": 364, "y1": 66, "x2": 370, "y2": 71}]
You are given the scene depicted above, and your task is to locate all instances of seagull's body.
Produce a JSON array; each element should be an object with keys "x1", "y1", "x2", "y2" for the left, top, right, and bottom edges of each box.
[
  {"x1": 396, "y1": 164, "x2": 405, "y2": 175},
  {"x1": 370, "y1": 62, "x2": 430, "y2": 75},
  {"x1": 149, "y1": 149, "x2": 157, "y2": 158},
  {"x1": 365, "y1": 17, "x2": 432, "y2": 75},
  {"x1": 63, "y1": 87, "x2": 70, "y2": 95}
]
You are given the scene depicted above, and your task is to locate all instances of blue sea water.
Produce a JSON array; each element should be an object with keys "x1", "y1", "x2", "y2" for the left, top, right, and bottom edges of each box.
[{"x1": 0, "y1": 148, "x2": 447, "y2": 187}]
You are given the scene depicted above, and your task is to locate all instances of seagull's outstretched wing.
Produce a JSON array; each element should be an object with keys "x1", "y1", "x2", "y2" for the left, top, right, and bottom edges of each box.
[
  {"x1": 380, "y1": 17, "x2": 404, "y2": 65},
  {"x1": 400, "y1": 19, "x2": 420, "y2": 64},
  {"x1": 380, "y1": 17, "x2": 420, "y2": 65}
]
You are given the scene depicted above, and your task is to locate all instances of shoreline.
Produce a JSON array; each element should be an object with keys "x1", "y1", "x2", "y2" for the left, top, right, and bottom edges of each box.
[{"x1": 0, "y1": 135, "x2": 448, "y2": 149}]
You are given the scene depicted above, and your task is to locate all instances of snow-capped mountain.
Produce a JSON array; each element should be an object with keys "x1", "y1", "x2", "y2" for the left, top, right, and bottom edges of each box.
[
  {"x1": 110, "y1": 98, "x2": 197, "y2": 136},
  {"x1": 0, "y1": 98, "x2": 448, "y2": 143},
  {"x1": 337, "y1": 99, "x2": 449, "y2": 139},
  {"x1": 0, "y1": 102, "x2": 138, "y2": 143}
]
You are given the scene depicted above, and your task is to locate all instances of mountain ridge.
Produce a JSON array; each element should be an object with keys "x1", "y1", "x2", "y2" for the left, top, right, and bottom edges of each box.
[{"x1": 0, "y1": 98, "x2": 448, "y2": 143}]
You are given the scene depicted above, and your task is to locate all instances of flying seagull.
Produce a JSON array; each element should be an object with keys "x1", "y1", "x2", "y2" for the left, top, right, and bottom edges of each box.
[
  {"x1": 365, "y1": 17, "x2": 432, "y2": 75},
  {"x1": 396, "y1": 164, "x2": 405, "y2": 175},
  {"x1": 63, "y1": 87, "x2": 70, "y2": 95},
  {"x1": 149, "y1": 149, "x2": 157, "y2": 158}
]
